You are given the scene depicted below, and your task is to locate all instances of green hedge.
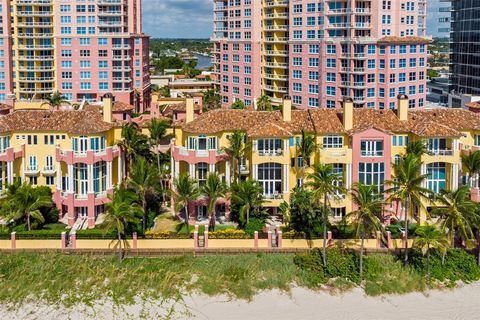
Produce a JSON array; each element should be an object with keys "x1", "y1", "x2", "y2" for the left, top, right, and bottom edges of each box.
[
  {"x1": 75, "y1": 229, "x2": 117, "y2": 240},
  {"x1": 208, "y1": 229, "x2": 249, "y2": 239},
  {"x1": 144, "y1": 231, "x2": 191, "y2": 239}
]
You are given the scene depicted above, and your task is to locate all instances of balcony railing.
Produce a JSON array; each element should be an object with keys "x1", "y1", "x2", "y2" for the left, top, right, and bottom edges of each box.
[
  {"x1": 427, "y1": 149, "x2": 453, "y2": 156},
  {"x1": 361, "y1": 151, "x2": 384, "y2": 157},
  {"x1": 258, "y1": 150, "x2": 283, "y2": 157},
  {"x1": 263, "y1": 193, "x2": 283, "y2": 200}
]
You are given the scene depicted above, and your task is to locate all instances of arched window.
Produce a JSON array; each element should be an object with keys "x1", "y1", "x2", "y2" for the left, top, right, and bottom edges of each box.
[{"x1": 394, "y1": 154, "x2": 402, "y2": 165}]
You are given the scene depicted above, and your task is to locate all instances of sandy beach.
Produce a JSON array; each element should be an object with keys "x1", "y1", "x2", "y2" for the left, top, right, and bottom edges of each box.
[{"x1": 1, "y1": 282, "x2": 480, "y2": 320}]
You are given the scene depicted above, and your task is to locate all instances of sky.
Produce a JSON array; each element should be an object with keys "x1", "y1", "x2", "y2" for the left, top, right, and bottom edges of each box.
[{"x1": 143, "y1": 0, "x2": 444, "y2": 39}]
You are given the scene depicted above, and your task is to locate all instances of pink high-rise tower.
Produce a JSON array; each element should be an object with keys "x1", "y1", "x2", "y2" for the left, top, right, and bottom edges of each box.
[
  {"x1": 0, "y1": 0, "x2": 150, "y2": 112},
  {"x1": 213, "y1": 0, "x2": 429, "y2": 110}
]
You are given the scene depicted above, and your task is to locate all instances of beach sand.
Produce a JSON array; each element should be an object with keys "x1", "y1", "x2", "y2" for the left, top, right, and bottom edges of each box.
[{"x1": 1, "y1": 282, "x2": 480, "y2": 320}]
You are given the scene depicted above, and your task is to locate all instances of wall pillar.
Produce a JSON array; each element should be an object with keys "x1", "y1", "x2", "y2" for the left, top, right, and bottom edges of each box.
[
  {"x1": 61, "y1": 232, "x2": 67, "y2": 249},
  {"x1": 10, "y1": 232, "x2": 16, "y2": 250},
  {"x1": 327, "y1": 231, "x2": 333, "y2": 247},
  {"x1": 254, "y1": 231, "x2": 258, "y2": 249},
  {"x1": 70, "y1": 232, "x2": 76, "y2": 249},
  {"x1": 132, "y1": 232, "x2": 138, "y2": 250},
  {"x1": 386, "y1": 231, "x2": 393, "y2": 249},
  {"x1": 118, "y1": 153, "x2": 124, "y2": 181},
  {"x1": 277, "y1": 230, "x2": 283, "y2": 249},
  {"x1": 267, "y1": 231, "x2": 272, "y2": 249},
  {"x1": 174, "y1": 161, "x2": 179, "y2": 180},
  {"x1": 189, "y1": 163, "x2": 195, "y2": 178},
  {"x1": 67, "y1": 198, "x2": 75, "y2": 227},
  {"x1": 56, "y1": 161, "x2": 61, "y2": 190},
  {"x1": 209, "y1": 163, "x2": 215, "y2": 173},
  {"x1": 283, "y1": 164, "x2": 289, "y2": 195},
  {"x1": 194, "y1": 231, "x2": 199, "y2": 249},
  {"x1": 204, "y1": 230, "x2": 208, "y2": 249},
  {"x1": 376, "y1": 231, "x2": 382, "y2": 249}
]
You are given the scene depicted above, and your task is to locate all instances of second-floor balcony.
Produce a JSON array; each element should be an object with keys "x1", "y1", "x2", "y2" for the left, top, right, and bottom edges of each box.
[
  {"x1": 56, "y1": 146, "x2": 120, "y2": 165},
  {"x1": 172, "y1": 146, "x2": 227, "y2": 164},
  {"x1": 24, "y1": 165, "x2": 40, "y2": 175}
]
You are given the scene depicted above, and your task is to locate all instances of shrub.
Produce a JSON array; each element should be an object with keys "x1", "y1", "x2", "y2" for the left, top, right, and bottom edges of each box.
[
  {"x1": 244, "y1": 218, "x2": 264, "y2": 237},
  {"x1": 294, "y1": 248, "x2": 359, "y2": 286},
  {"x1": 409, "y1": 249, "x2": 480, "y2": 286},
  {"x1": 209, "y1": 229, "x2": 249, "y2": 239},
  {"x1": 282, "y1": 230, "x2": 306, "y2": 239},
  {"x1": 363, "y1": 254, "x2": 425, "y2": 295}
]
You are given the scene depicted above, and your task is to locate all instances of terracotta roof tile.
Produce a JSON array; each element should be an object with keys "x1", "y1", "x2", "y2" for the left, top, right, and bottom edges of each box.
[
  {"x1": 179, "y1": 108, "x2": 480, "y2": 138},
  {"x1": 0, "y1": 110, "x2": 113, "y2": 134}
]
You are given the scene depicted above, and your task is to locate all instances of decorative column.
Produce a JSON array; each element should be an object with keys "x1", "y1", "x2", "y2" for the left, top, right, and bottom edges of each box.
[
  {"x1": 225, "y1": 160, "x2": 230, "y2": 185},
  {"x1": 87, "y1": 164, "x2": 94, "y2": 194},
  {"x1": 209, "y1": 163, "x2": 215, "y2": 174},
  {"x1": 117, "y1": 153, "x2": 124, "y2": 181},
  {"x1": 420, "y1": 164, "x2": 427, "y2": 188},
  {"x1": 451, "y1": 163, "x2": 459, "y2": 190},
  {"x1": 283, "y1": 164, "x2": 289, "y2": 195},
  {"x1": 56, "y1": 161, "x2": 61, "y2": 190},
  {"x1": 174, "y1": 161, "x2": 179, "y2": 179},
  {"x1": 189, "y1": 163, "x2": 195, "y2": 178},
  {"x1": 346, "y1": 163, "x2": 352, "y2": 189},
  {"x1": 7, "y1": 161, "x2": 13, "y2": 184},
  {"x1": 67, "y1": 164, "x2": 74, "y2": 193},
  {"x1": 106, "y1": 161, "x2": 113, "y2": 189}
]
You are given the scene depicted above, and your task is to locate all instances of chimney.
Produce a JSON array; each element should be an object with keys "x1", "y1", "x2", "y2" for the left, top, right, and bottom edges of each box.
[
  {"x1": 102, "y1": 93, "x2": 114, "y2": 123},
  {"x1": 186, "y1": 96, "x2": 194, "y2": 123},
  {"x1": 343, "y1": 97, "x2": 354, "y2": 131},
  {"x1": 282, "y1": 95, "x2": 292, "y2": 122},
  {"x1": 397, "y1": 94, "x2": 409, "y2": 121}
]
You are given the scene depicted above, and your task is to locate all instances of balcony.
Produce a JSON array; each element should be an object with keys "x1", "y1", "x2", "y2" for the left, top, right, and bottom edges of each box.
[
  {"x1": 427, "y1": 149, "x2": 454, "y2": 156},
  {"x1": 41, "y1": 165, "x2": 56, "y2": 175},
  {"x1": 0, "y1": 146, "x2": 24, "y2": 162},
  {"x1": 172, "y1": 146, "x2": 227, "y2": 164},
  {"x1": 319, "y1": 148, "x2": 352, "y2": 164},
  {"x1": 24, "y1": 166, "x2": 40, "y2": 176},
  {"x1": 56, "y1": 146, "x2": 120, "y2": 165},
  {"x1": 258, "y1": 150, "x2": 283, "y2": 157}
]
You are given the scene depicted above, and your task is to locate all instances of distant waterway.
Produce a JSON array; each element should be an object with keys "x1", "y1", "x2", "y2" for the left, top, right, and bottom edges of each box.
[{"x1": 194, "y1": 53, "x2": 213, "y2": 70}]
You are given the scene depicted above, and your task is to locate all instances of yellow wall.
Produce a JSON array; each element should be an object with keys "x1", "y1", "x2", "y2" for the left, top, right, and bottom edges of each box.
[
  {"x1": 16, "y1": 240, "x2": 62, "y2": 249},
  {"x1": 0, "y1": 240, "x2": 11, "y2": 249}
]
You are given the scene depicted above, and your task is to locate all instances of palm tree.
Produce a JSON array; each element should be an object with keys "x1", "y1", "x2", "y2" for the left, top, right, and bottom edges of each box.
[
  {"x1": 414, "y1": 224, "x2": 449, "y2": 284},
  {"x1": 431, "y1": 186, "x2": 477, "y2": 249},
  {"x1": 148, "y1": 118, "x2": 172, "y2": 204},
  {"x1": 297, "y1": 130, "x2": 317, "y2": 186},
  {"x1": 170, "y1": 173, "x2": 201, "y2": 234},
  {"x1": 41, "y1": 91, "x2": 70, "y2": 110},
  {"x1": 202, "y1": 173, "x2": 227, "y2": 230},
  {"x1": 103, "y1": 184, "x2": 142, "y2": 261},
  {"x1": 230, "y1": 179, "x2": 263, "y2": 226},
  {"x1": 306, "y1": 163, "x2": 345, "y2": 267},
  {"x1": 222, "y1": 130, "x2": 250, "y2": 184},
  {"x1": 279, "y1": 201, "x2": 291, "y2": 228},
  {"x1": 386, "y1": 154, "x2": 431, "y2": 265},
  {"x1": 117, "y1": 123, "x2": 150, "y2": 176},
  {"x1": 406, "y1": 140, "x2": 427, "y2": 158},
  {"x1": 4, "y1": 183, "x2": 52, "y2": 231},
  {"x1": 461, "y1": 151, "x2": 480, "y2": 188},
  {"x1": 128, "y1": 157, "x2": 159, "y2": 233},
  {"x1": 202, "y1": 89, "x2": 221, "y2": 110},
  {"x1": 347, "y1": 183, "x2": 384, "y2": 279},
  {"x1": 256, "y1": 95, "x2": 273, "y2": 111}
]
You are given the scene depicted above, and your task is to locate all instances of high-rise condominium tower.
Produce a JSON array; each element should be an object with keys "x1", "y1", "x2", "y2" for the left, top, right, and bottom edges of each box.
[
  {"x1": 449, "y1": 0, "x2": 480, "y2": 97},
  {"x1": 0, "y1": 0, "x2": 150, "y2": 111},
  {"x1": 213, "y1": 0, "x2": 429, "y2": 110}
]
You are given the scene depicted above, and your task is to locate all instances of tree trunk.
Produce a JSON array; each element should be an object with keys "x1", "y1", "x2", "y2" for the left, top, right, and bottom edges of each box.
[
  {"x1": 237, "y1": 158, "x2": 241, "y2": 184},
  {"x1": 27, "y1": 213, "x2": 31, "y2": 232},
  {"x1": 209, "y1": 199, "x2": 216, "y2": 231},
  {"x1": 184, "y1": 205, "x2": 190, "y2": 235},
  {"x1": 360, "y1": 231, "x2": 365, "y2": 280},
  {"x1": 142, "y1": 197, "x2": 147, "y2": 234},
  {"x1": 246, "y1": 207, "x2": 250, "y2": 225},
  {"x1": 117, "y1": 228, "x2": 123, "y2": 262},
  {"x1": 322, "y1": 194, "x2": 328, "y2": 267},
  {"x1": 477, "y1": 230, "x2": 480, "y2": 266},
  {"x1": 426, "y1": 244, "x2": 430, "y2": 286},
  {"x1": 157, "y1": 152, "x2": 165, "y2": 206},
  {"x1": 403, "y1": 198, "x2": 409, "y2": 266},
  {"x1": 302, "y1": 164, "x2": 305, "y2": 188}
]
